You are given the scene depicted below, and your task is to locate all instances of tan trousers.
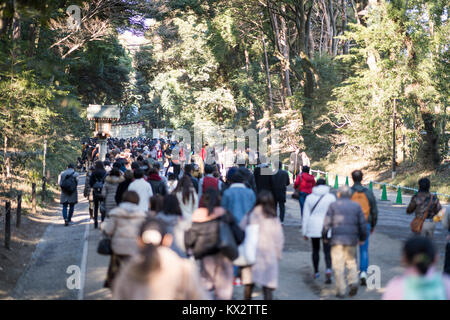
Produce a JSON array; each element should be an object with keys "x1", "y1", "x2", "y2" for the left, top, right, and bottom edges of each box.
[{"x1": 331, "y1": 245, "x2": 358, "y2": 296}]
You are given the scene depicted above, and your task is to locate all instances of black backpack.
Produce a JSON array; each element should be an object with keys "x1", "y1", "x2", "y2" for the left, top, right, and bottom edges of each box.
[
  {"x1": 93, "y1": 173, "x2": 107, "y2": 199},
  {"x1": 61, "y1": 172, "x2": 77, "y2": 194}
]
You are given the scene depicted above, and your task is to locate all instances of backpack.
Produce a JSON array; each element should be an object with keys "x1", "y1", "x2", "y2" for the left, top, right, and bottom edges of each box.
[
  {"x1": 93, "y1": 173, "x2": 106, "y2": 199},
  {"x1": 351, "y1": 190, "x2": 371, "y2": 220},
  {"x1": 61, "y1": 172, "x2": 77, "y2": 195}
]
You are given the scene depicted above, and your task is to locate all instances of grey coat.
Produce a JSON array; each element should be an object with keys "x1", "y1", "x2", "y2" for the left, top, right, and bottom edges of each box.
[
  {"x1": 58, "y1": 168, "x2": 79, "y2": 204},
  {"x1": 322, "y1": 198, "x2": 368, "y2": 246}
]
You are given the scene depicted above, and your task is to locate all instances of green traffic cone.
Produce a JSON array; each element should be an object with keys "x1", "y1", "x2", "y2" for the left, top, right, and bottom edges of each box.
[
  {"x1": 345, "y1": 176, "x2": 349, "y2": 186},
  {"x1": 334, "y1": 175, "x2": 339, "y2": 189},
  {"x1": 369, "y1": 181, "x2": 373, "y2": 192},
  {"x1": 381, "y1": 184, "x2": 388, "y2": 201},
  {"x1": 396, "y1": 187, "x2": 403, "y2": 204},
  {"x1": 325, "y1": 173, "x2": 329, "y2": 186}
]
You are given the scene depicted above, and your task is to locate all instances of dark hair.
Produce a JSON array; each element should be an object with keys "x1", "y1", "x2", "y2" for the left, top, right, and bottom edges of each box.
[
  {"x1": 418, "y1": 178, "x2": 431, "y2": 193},
  {"x1": 134, "y1": 169, "x2": 144, "y2": 179},
  {"x1": 316, "y1": 178, "x2": 326, "y2": 186},
  {"x1": 112, "y1": 162, "x2": 121, "y2": 169},
  {"x1": 94, "y1": 161, "x2": 104, "y2": 170},
  {"x1": 131, "y1": 162, "x2": 140, "y2": 171},
  {"x1": 108, "y1": 168, "x2": 120, "y2": 177},
  {"x1": 153, "y1": 162, "x2": 161, "y2": 170},
  {"x1": 136, "y1": 218, "x2": 168, "y2": 274},
  {"x1": 204, "y1": 164, "x2": 214, "y2": 175},
  {"x1": 148, "y1": 167, "x2": 159, "y2": 175},
  {"x1": 162, "y1": 194, "x2": 182, "y2": 216},
  {"x1": 122, "y1": 191, "x2": 140, "y2": 204},
  {"x1": 255, "y1": 190, "x2": 276, "y2": 218},
  {"x1": 174, "y1": 175, "x2": 194, "y2": 205},
  {"x1": 104, "y1": 160, "x2": 111, "y2": 167},
  {"x1": 231, "y1": 171, "x2": 245, "y2": 184},
  {"x1": 68, "y1": 163, "x2": 74, "y2": 169},
  {"x1": 123, "y1": 169, "x2": 134, "y2": 181},
  {"x1": 351, "y1": 170, "x2": 363, "y2": 183},
  {"x1": 302, "y1": 166, "x2": 310, "y2": 173},
  {"x1": 168, "y1": 173, "x2": 176, "y2": 181},
  {"x1": 150, "y1": 195, "x2": 164, "y2": 213},
  {"x1": 403, "y1": 236, "x2": 436, "y2": 275},
  {"x1": 200, "y1": 188, "x2": 221, "y2": 214},
  {"x1": 184, "y1": 164, "x2": 193, "y2": 174},
  {"x1": 137, "y1": 155, "x2": 144, "y2": 162}
]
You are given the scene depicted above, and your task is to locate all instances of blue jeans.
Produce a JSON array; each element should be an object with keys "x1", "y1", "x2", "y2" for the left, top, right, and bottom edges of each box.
[
  {"x1": 62, "y1": 203, "x2": 75, "y2": 222},
  {"x1": 299, "y1": 192, "x2": 309, "y2": 217},
  {"x1": 359, "y1": 224, "x2": 371, "y2": 273}
]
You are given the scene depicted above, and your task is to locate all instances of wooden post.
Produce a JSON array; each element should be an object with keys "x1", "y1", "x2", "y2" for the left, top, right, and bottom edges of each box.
[
  {"x1": 32, "y1": 183, "x2": 37, "y2": 214},
  {"x1": 16, "y1": 192, "x2": 22, "y2": 228},
  {"x1": 5, "y1": 201, "x2": 11, "y2": 250}
]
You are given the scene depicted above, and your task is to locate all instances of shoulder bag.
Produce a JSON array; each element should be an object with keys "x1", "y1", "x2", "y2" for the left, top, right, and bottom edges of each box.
[{"x1": 410, "y1": 196, "x2": 434, "y2": 234}]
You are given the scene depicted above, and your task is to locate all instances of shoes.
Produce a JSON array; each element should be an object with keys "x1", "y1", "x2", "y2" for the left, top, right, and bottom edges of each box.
[
  {"x1": 360, "y1": 271, "x2": 367, "y2": 286},
  {"x1": 64, "y1": 220, "x2": 69, "y2": 226},
  {"x1": 325, "y1": 270, "x2": 332, "y2": 284},
  {"x1": 313, "y1": 272, "x2": 320, "y2": 279},
  {"x1": 349, "y1": 285, "x2": 358, "y2": 297},
  {"x1": 336, "y1": 293, "x2": 345, "y2": 299}
]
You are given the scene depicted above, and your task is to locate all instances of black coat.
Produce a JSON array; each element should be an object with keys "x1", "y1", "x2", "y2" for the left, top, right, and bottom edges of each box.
[
  {"x1": 271, "y1": 169, "x2": 290, "y2": 202},
  {"x1": 115, "y1": 179, "x2": 132, "y2": 205},
  {"x1": 254, "y1": 166, "x2": 273, "y2": 194}
]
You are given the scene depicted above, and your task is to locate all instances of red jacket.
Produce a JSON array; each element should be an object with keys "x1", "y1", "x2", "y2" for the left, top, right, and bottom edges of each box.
[{"x1": 294, "y1": 172, "x2": 316, "y2": 194}]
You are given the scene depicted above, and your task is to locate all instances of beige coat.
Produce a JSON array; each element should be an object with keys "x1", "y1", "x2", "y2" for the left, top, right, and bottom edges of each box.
[
  {"x1": 101, "y1": 175, "x2": 125, "y2": 215},
  {"x1": 240, "y1": 205, "x2": 284, "y2": 289},
  {"x1": 101, "y1": 202, "x2": 147, "y2": 256},
  {"x1": 112, "y1": 246, "x2": 209, "y2": 300}
]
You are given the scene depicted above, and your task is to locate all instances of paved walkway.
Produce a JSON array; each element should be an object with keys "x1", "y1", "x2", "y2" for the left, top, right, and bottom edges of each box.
[{"x1": 7, "y1": 177, "x2": 448, "y2": 300}]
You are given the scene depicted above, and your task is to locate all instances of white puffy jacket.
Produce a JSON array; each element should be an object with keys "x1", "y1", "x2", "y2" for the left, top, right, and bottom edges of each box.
[{"x1": 302, "y1": 185, "x2": 336, "y2": 238}]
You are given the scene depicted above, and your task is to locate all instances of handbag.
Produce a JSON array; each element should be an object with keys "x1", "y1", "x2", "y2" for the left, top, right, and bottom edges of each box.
[
  {"x1": 292, "y1": 175, "x2": 302, "y2": 199},
  {"x1": 97, "y1": 235, "x2": 112, "y2": 255},
  {"x1": 233, "y1": 224, "x2": 259, "y2": 267},
  {"x1": 410, "y1": 196, "x2": 433, "y2": 234},
  {"x1": 218, "y1": 220, "x2": 238, "y2": 261}
]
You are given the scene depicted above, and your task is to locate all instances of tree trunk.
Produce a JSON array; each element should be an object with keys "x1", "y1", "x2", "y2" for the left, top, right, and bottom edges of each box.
[{"x1": 261, "y1": 33, "x2": 274, "y2": 115}]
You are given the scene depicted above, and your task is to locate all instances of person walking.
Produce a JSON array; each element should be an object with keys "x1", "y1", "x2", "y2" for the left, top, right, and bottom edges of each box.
[
  {"x1": 112, "y1": 218, "x2": 208, "y2": 300},
  {"x1": 350, "y1": 170, "x2": 378, "y2": 286},
  {"x1": 302, "y1": 178, "x2": 336, "y2": 283},
  {"x1": 294, "y1": 166, "x2": 316, "y2": 218},
  {"x1": 184, "y1": 164, "x2": 199, "y2": 193},
  {"x1": 406, "y1": 177, "x2": 443, "y2": 239},
  {"x1": 147, "y1": 167, "x2": 167, "y2": 196},
  {"x1": 288, "y1": 149, "x2": 301, "y2": 182},
  {"x1": 382, "y1": 236, "x2": 450, "y2": 300},
  {"x1": 184, "y1": 188, "x2": 244, "y2": 300},
  {"x1": 174, "y1": 175, "x2": 199, "y2": 222},
  {"x1": 198, "y1": 164, "x2": 222, "y2": 204},
  {"x1": 58, "y1": 164, "x2": 79, "y2": 226},
  {"x1": 89, "y1": 161, "x2": 107, "y2": 228},
  {"x1": 221, "y1": 171, "x2": 256, "y2": 224},
  {"x1": 241, "y1": 191, "x2": 284, "y2": 300},
  {"x1": 322, "y1": 186, "x2": 368, "y2": 298},
  {"x1": 441, "y1": 209, "x2": 450, "y2": 275},
  {"x1": 115, "y1": 170, "x2": 134, "y2": 205},
  {"x1": 253, "y1": 160, "x2": 273, "y2": 194},
  {"x1": 155, "y1": 194, "x2": 189, "y2": 258},
  {"x1": 128, "y1": 169, "x2": 153, "y2": 213},
  {"x1": 271, "y1": 161, "x2": 290, "y2": 223},
  {"x1": 101, "y1": 168, "x2": 125, "y2": 217},
  {"x1": 101, "y1": 191, "x2": 147, "y2": 288}
]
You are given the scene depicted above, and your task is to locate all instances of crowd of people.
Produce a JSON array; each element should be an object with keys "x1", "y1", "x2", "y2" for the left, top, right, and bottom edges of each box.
[{"x1": 55, "y1": 136, "x2": 450, "y2": 300}]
